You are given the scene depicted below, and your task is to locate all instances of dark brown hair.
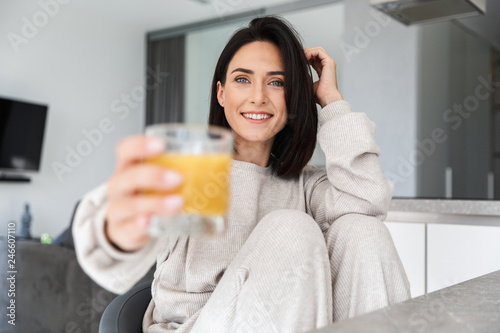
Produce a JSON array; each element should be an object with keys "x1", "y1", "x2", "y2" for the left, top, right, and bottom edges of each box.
[{"x1": 208, "y1": 16, "x2": 318, "y2": 178}]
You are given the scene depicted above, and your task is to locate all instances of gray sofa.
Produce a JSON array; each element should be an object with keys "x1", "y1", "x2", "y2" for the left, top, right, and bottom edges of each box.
[{"x1": 0, "y1": 203, "x2": 154, "y2": 333}]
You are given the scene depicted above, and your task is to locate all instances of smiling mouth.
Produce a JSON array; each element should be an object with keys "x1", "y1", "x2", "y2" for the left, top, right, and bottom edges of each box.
[{"x1": 241, "y1": 113, "x2": 273, "y2": 120}]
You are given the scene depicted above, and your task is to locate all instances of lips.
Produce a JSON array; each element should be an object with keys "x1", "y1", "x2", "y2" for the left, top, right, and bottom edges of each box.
[
  {"x1": 241, "y1": 111, "x2": 273, "y2": 122},
  {"x1": 242, "y1": 113, "x2": 272, "y2": 120}
]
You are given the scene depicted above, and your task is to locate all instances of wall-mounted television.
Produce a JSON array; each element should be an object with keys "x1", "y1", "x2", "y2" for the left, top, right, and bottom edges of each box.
[{"x1": 0, "y1": 97, "x2": 48, "y2": 173}]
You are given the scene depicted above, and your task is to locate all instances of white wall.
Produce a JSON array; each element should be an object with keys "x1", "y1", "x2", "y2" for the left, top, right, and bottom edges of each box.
[
  {"x1": 185, "y1": 21, "x2": 246, "y2": 125},
  {"x1": 342, "y1": 0, "x2": 420, "y2": 197},
  {"x1": 0, "y1": 2, "x2": 145, "y2": 237},
  {"x1": 417, "y1": 21, "x2": 492, "y2": 199},
  {"x1": 416, "y1": 22, "x2": 452, "y2": 198}
]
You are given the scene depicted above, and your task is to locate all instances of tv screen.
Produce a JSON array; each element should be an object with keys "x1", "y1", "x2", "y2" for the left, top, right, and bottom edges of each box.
[{"x1": 0, "y1": 97, "x2": 48, "y2": 172}]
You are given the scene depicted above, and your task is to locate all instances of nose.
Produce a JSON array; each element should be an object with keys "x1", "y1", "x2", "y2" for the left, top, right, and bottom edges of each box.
[{"x1": 249, "y1": 82, "x2": 267, "y2": 105}]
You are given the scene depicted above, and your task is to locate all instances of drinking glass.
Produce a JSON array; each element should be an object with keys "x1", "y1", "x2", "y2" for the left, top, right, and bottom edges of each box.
[{"x1": 144, "y1": 123, "x2": 233, "y2": 236}]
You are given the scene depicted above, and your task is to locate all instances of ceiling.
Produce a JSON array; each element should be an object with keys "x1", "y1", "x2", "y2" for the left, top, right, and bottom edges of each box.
[
  {"x1": 70, "y1": 0, "x2": 303, "y2": 32},
  {"x1": 69, "y1": 0, "x2": 498, "y2": 51}
]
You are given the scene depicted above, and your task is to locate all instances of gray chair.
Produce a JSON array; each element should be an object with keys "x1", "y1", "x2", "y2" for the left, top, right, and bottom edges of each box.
[{"x1": 99, "y1": 280, "x2": 153, "y2": 333}]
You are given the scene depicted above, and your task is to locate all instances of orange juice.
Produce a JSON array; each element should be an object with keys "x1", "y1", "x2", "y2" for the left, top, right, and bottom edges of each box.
[{"x1": 145, "y1": 153, "x2": 232, "y2": 216}]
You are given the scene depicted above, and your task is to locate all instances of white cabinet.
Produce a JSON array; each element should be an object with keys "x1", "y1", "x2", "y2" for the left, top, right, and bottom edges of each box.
[
  {"x1": 385, "y1": 212, "x2": 500, "y2": 299},
  {"x1": 385, "y1": 222, "x2": 426, "y2": 298},
  {"x1": 427, "y1": 224, "x2": 500, "y2": 292}
]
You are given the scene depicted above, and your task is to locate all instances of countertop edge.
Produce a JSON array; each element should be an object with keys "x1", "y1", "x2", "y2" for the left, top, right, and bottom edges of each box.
[
  {"x1": 389, "y1": 198, "x2": 500, "y2": 217},
  {"x1": 310, "y1": 270, "x2": 500, "y2": 333}
]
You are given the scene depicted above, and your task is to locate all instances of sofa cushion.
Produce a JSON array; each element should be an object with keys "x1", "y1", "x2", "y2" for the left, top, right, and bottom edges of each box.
[{"x1": 0, "y1": 238, "x2": 117, "y2": 333}]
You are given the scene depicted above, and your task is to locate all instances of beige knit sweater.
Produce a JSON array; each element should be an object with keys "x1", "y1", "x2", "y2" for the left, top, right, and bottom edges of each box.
[{"x1": 72, "y1": 100, "x2": 394, "y2": 331}]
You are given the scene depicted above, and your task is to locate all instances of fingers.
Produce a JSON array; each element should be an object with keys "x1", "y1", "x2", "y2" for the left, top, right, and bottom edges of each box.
[
  {"x1": 309, "y1": 57, "x2": 323, "y2": 78},
  {"x1": 304, "y1": 47, "x2": 337, "y2": 76},
  {"x1": 107, "y1": 195, "x2": 184, "y2": 224},
  {"x1": 304, "y1": 47, "x2": 342, "y2": 107},
  {"x1": 105, "y1": 194, "x2": 184, "y2": 251},
  {"x1": 304, "y1": 46, "x2": 337, "y2": 86},
  {"x1": 115, "y1": 135, "x2": 165, "y2": 172},
  {"x1": 304, "y1": 47, "x2": 334, "y2": 63},
  {"x1": 305, "y1": 48, "x2": 324, "y2": 75},
  {"x1": 104, "y1": 134, "x2": 184, "y2": 251},
  {"x1": 107, "y1": 164, "x2": 183, "y2": 198}
]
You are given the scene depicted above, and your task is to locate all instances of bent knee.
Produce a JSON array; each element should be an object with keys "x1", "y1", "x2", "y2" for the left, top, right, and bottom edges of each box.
[
  {"x1": 326, "y1": 214, "x2": 394, "y2": 251},
  {"x1": 257, "y1": 209, "x2": 324, "y2": 245},
  {"x1": 260, "y1": 209, "x2": 319, "y2": 232}
]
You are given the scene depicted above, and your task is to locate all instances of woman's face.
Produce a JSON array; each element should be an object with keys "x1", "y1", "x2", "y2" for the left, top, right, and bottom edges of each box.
[{"x1": 217, "y1": 41, "x2": 287, "y2": 149}]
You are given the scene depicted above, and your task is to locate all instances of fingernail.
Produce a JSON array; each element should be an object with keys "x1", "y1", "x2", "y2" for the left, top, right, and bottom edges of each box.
[
  {"x1": 163, "y1": 171, "x2": 183, "y2": 187},
  {"x1": 147, "y1": 138, "x2": 165, "y2": 154},
  {"x1": 163, "y1": 196, "x2": 184, "y2": 211}
]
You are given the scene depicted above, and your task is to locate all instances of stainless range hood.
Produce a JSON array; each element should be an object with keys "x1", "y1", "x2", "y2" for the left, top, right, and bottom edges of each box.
[{"x1": 370, "y1": 0, "x2": 487, "y2": 25}]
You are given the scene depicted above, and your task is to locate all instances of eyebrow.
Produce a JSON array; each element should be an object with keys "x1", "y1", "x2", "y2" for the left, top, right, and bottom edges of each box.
[{"x1": 230, "y1": 68, "x2": 285, "y2": 76}]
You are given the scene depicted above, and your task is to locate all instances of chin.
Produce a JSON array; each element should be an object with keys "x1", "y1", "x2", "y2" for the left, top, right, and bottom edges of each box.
[{"x1": 236, "y1": 131, "x2": 274, "y2": 145}]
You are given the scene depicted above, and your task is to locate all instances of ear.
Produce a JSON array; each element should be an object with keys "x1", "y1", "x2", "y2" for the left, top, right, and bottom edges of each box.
[{"x1": 217, "y1": 81, "x2": 225, "y2": 107}]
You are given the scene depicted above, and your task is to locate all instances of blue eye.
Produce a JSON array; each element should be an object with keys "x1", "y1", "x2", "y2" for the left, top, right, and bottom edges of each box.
[
  {"x1": 270, "y1": 81, "x2": 284, "y2": 87},
  {"x1": 236, "y1": 77, "x2": 249, "y2": 83}
]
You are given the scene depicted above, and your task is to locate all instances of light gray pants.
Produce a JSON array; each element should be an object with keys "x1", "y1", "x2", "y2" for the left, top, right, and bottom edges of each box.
[{"x1": 190, "y1": 210, "x2": 411, "y2": 333}]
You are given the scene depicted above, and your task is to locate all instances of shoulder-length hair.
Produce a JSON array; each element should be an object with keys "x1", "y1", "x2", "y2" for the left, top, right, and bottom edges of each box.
[{"x1": 208, "y1": 16, "x2": 317, "y2": 178}]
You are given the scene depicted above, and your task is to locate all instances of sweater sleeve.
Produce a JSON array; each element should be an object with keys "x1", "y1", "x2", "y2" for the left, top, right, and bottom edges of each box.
[
  {"x1": 303, "y1": 100, "x2": 394, "y2": 234},
  {"x1": 72, "y1": 183, "x2": 164, "y2": 294}
]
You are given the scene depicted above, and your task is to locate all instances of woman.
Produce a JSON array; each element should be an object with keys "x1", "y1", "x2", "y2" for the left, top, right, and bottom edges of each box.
[{"x1": 73, "y1": 16, "x2": 410, "y2": 332}]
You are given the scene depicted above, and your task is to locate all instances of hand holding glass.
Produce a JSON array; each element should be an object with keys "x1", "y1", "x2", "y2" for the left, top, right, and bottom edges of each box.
[{"x1": 144, "y1": 124, "x2": 233, "y2": 236}]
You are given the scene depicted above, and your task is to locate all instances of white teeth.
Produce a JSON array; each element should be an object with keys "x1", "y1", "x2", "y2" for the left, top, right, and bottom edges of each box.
[{"x1": 242, "y1": 113, "x2": 272, "y2": 120}]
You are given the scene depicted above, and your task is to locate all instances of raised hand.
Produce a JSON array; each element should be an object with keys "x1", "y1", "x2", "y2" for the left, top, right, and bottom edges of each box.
[
  {"x1": 105, "y1": 136, "x2": 184, "y2": 251},
  {"x1": 304, "y1": 47, "x2": 343, "y2": 108}
]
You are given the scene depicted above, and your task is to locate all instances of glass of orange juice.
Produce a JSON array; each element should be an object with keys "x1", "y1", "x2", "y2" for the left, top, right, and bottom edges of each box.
[{"x1": 144, "y1": 123, "x2": 233, "y2": 237}]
